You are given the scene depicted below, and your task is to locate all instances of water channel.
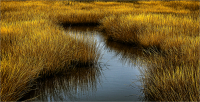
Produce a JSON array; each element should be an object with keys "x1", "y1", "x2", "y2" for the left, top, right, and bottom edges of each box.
[{"x1": 21, "y1": 26, "x2": 147, "y2": 101}]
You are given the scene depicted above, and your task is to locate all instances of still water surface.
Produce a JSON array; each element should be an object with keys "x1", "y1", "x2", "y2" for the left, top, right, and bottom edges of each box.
[{"x1": 21, "y1": 26, "x2": 146, "y2": 101}]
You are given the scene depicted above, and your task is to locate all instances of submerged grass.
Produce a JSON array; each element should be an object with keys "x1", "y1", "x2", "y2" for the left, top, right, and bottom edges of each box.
[{"x1": 1, "y1": 0, "x2": 199, "y2": 101}]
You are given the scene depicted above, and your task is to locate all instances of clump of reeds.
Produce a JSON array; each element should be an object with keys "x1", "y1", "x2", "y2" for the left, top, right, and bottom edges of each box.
[
  {"x1": 100, "y1": 13, "x2": 199, "y2": 46},
  {"x1": 1, "y1": 15, "x2": 100, "y2": 102},
  {"x1": 1, "y1": 0, "x2": 199, "y2": 101},
  {"x1": 20, "y1": 66, "x2": 101, "y2": 101},
  {"x1": 100, "y1": 11, "x2": 199, "y2": 101},
  {"x1": 140, "y1": 45, "x2": 199, "y2": 101}
]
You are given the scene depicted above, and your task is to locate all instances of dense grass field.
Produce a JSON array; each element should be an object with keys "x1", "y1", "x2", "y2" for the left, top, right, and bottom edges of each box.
[{"x1": 1, "y1": 0, "x2": 199, "y2": 101}]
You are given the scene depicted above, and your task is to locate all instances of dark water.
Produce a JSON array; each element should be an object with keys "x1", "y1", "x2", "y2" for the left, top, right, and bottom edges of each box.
[{"x1": 21, "y1": 26, "x2": 147, "y2": 101}]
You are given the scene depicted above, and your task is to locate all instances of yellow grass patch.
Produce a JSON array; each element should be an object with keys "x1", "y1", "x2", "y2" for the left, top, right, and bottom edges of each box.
[
  {"x1": 1, "y1": 0, "x2": 199, "y2": 101},
  {"x1": 99, "y1": 7, "x2": 199, "y2": 101}
]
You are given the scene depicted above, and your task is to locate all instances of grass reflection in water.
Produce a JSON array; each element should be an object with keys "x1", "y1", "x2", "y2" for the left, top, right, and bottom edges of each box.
[{"x1": 21, "y1": 65, "x2": 102, "y2": 101}]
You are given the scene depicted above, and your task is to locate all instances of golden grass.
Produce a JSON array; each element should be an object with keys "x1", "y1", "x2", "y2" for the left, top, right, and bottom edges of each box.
[
  {"x1": 140, "y1": 47, "x2": 199, "y2": 101},
  {"x1": 1, "y1": 1, "x2": 102, "y2": 101},
  {"x1": 100, "y1": 13, "x2": 199, "y2": 44},
  {"x1": 1, "y1": 0, "x2": 199, "y2": 101},
  {"x1": 20, "y1": 66, "x2": 101, "y2": 101},
  {"x1": 99, "y1": 2, "x2": 199, "y2": 101},
  {"x1": 1, "y1": 19, "x2": 101, "y2": 101},
  {"x1": 2, "y1": 0, "x2": 197, "y2": 24}
]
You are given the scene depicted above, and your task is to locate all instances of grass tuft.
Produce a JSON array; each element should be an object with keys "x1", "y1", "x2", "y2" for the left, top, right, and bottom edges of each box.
[{"x1": 1, "y1": 0, "x2": 199, "y2": 101}]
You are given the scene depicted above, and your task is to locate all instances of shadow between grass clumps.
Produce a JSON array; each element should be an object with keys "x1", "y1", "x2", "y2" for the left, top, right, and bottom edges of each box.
[
  {"x1": 37, "y1": 61, "x2": 99, "y2": 79},
  {"x1": 61, "y1": 22, "x2": 100, "y2": 27},
  {"x1": 100, "y1": 31, "x2": 163, "y2": 56}
]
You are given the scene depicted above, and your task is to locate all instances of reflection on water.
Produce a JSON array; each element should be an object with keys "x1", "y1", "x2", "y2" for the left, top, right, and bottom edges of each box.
[
  {"x1": 21, "y1": 66, "x2": 102, "y2": 101},
  {"x1": 104, "y1": 37, "x2": 146, "y2": 67},
  {"x1": 21, "y1": 26, "x2": 146, "y2": 101}
]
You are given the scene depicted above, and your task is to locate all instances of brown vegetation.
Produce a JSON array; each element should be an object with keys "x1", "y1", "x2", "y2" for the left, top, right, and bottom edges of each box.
[
  {"x1": 1, "y1": 0, "x2": 199, "y2": 101},
  {"x1": 99, "y1": 1, "x2": 199, "y2": 101}
]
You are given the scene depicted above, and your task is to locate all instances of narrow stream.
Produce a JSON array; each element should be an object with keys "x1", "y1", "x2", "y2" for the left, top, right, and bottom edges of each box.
[{"x1": 21, "y1": 26, "x2": 147, "y2": 101}]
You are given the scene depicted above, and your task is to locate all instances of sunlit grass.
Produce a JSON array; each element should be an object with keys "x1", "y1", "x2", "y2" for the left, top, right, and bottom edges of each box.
[
  {"x1": 1, "y1": 0, "x2": 199, "y2": 101},
  {"x1": 1, "y1": 1, "x2": 102, "y2": 100},
  {"x1": 100, "y1": 14, "x2": 199, "y2": 101},
  {"x1": 1, "y1": 19, "x2": 101, "y2": 101},
  {"x1": 140, "y1": 47, "x2": 199, "y2": 101},
  {"x1": 99, "y1": 2, "x2": 199, "y2": 101},
  {"x1": 100, "y1": 13, "x2": 199, "y2": 44}
]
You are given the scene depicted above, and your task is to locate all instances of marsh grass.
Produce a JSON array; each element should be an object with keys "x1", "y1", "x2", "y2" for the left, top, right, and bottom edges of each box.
[
  {"x1": 100, "y1": 2, "x2": 199, "y2": 101},
  {"x1": 1, "y1": 1, "x2": 102, "y2": 100},
  {"x1": 19, "y1": 66, "x2": 102, "y2": 101},
  {"x1": 1, "y1": 0, "x2": 199, "y2": 101},
  {"x1": 100, "y1": 13, "x2": 199, "y2": 45},
  {"x1": 1, "y1": 19, "x2": 101, "y2": 101},
  {"x1": 140, "y1": 48, "x2": 199, "y2": 101}
]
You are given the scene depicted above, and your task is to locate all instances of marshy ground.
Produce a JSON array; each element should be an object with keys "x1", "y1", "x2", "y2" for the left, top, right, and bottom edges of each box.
[{"x1": 0, "y1": 0, "x2": 199, "y2": 101}]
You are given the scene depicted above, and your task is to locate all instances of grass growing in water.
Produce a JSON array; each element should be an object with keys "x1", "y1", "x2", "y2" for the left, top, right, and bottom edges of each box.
[
  {"x1": 140, "y1": 49, "x2": 199, "y2": 101},
  {"x1": 1, "y1": 19, "x2": 101, "y2": 101},
  {"x1": 100, "y1": 13, "x2": 199, "y2": 47},
  {"x1": 1, "y1": 1, "x2": 102, "y2": 101},
  {"x1": 1, "y1": 0, "x2": 199, "y2": 101},
  {"x1": 100, "y1": 5, "x2": 199, "y2": 101}
]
